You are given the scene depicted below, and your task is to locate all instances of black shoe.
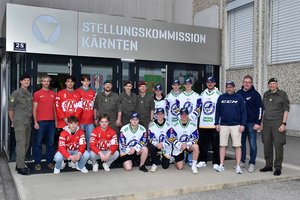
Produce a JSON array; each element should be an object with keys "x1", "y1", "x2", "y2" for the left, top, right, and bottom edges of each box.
[
  {"x1": 17, "y1": 167, "x2": 30, "y2": 175},
  {"x1": 273, "y1": 169, "x2": 281, "y2": 176},
  {"x1": 139, "y1": 165, "x2": 148, "y2": 172},
  {"x1": 260, "y1": 166, "x2": 273, "y2": 172}
]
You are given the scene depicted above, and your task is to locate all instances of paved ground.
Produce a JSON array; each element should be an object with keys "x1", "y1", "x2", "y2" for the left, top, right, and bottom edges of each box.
[
  {"x1": 153, "y1": 179, "x2": 300, "y2": 200},
  {"x1": 1, "y1": 135, "x2": 300, "y2": 200}
]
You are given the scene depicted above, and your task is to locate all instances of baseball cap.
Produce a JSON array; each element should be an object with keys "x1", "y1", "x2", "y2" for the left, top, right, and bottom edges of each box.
[
  {"x1": 130, "y1": 112, "x2": 140, "y2": 120},
  {"x1": 138, "y1": 80, "x2": 147, "y2": 87},
  {"x1": 154, "y1": 84, "x2": 163, "y2": 91},
  {"x1": 20, "y1": 74, "x2": 31, "y2": 81},
  {"x1": 207, "y1": 76, "x2": 216, "y2": 83},
  {"x1": 225, "y1": 80, "x2": 235, "y2": 87},
  {"x1": 184, "y1": 78, "x2": 193, "y2": 84},
  {"x1": 268, "y1": 78, "x2": 278, "y2": 84},
  {"x1": 155, "y1": 108, "x2": 165, "y2": 114},
  {"x1": 172, "y1": 79, "x2": 181, "y2": 85},
  {"x1": 180, "y1": 108, "x2": 189, "y2": 115},
  {"x1": 103, "y1": 80, "x2": 112, "y2": 84}
]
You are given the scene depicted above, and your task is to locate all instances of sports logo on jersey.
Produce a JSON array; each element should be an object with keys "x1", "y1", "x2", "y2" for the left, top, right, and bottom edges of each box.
[
  {"x1": 158, "y1": 134, "x2": 165, "y2": 143},
  {"x1": 203, "y1": 101, "x2": 215, "y2": 115},
  {"x1": 179, "y1": 134, "x2": 189, "y2": 142},
  {"x1": 171, "y1": 103, "x2": 179, "y2": 116},
  {"x1": 97, "y1": 140, "x2": 110, "y2": 150},
  {"x1": 62, "y1": 99, "x2": 78, "y2": 112},
  {"x1": 82, "y1": 99, "x2": 94, "y2": 110},
  {"x1": 183, "y1": 101, "x2": 193, "y2": 114},
  {"x1": 127, "y1": 139, "x2": 138, "y2": 147}
]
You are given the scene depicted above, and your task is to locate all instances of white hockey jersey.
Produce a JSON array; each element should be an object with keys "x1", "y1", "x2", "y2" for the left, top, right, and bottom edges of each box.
[
  {"x1": 199, "y1": 88, "x2": 222, "y2": 128},
  {"x1": 119, "y1": 123, "x2": 147, "y2": 156},
  {"x1": 148, "y1": 120, "x2": 173, "y2": 158},
  {"x1": 169, "y1": 120, "x2": 199, "y2": 156},
  {"x1": 165, "y1": 91, "x2": 181, "y2": 125},
  {"x1": 178, "y1": 91, "x2": 201, "y2": 123},
  {"x1": 154, "y1": 96, "x2": 167, "y2": 119}
]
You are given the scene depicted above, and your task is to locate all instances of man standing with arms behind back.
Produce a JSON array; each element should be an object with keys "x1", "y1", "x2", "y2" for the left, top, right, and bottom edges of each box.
[
  {"x1": 8, "y1": 74, "x2": 32, "y2": 175},
  {"x1": 33, "y1": 75, "x2": 56, "y2": 171},
  {"x1": 260, "y1": 78, "x2": 289, "y2": 176},
  {"x1": 237, "y1": 75, "x2": 263, "y2": 173}
]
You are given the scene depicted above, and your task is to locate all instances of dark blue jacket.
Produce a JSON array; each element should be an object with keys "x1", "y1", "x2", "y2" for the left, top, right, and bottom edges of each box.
[
  {"x1": 215, "y1": 92, "x2": 247, "y2": 126},
  {"x1": 237, "y1": 86, "x2": 263, "y2": 125}
]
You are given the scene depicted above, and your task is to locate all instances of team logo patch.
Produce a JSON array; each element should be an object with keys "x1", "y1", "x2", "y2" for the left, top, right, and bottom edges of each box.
[
  {"x1": 9, "y1": 97, "x2": 15, "y2": 102},
  {"x1": 203, "y1": 101, "x2": 215, "y2": 115},
  {"x1": 183, "y1": 101, "x2": 193, "y2": 114},
  {"x1": 179, "y1": 134, "x2": 189, "y2": 142},
  {"x1": 82, "y1": 99, "x2": 94, "y2": 110}
]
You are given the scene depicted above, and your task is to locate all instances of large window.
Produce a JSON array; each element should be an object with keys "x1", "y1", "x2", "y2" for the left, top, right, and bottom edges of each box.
[
  {"x1": 270, "y1": 0, "x2": 300, "y2": 64},
  {"x1": 227, "y1": 2, "x2": 254, "y2": 68}
]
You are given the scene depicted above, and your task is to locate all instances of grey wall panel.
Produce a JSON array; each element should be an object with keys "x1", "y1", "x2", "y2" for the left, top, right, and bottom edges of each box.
[
  {"x1": 194, "y1": 5, "x2": 219, "y2": 28},
  {"x1": 174, "y1": 0, "x2": 193, "y2": 25}
]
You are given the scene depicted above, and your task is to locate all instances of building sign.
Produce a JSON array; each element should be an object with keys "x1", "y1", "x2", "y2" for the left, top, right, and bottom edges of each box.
[{"x1": 6, "y1": 4, "x2": 221, "y2": 65}]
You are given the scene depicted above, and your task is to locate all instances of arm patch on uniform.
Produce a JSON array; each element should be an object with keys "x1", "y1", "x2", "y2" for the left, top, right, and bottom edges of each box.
[{"x1": 10, "y1": 97, "x2": 15, "y2": 102}]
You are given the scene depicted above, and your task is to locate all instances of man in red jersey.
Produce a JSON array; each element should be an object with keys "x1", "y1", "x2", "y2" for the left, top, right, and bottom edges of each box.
[
  {"x1": 90, "y1": 114, "x2": 119, "y2": 172},
  {"x1": 33, "y1": 75, "x2": 56, "y2": 171},
  {"x1": 76, "y1": 75, "x2": 96, "y2": 151},
  {"x1": 55, "y1": 75, "x2": 82, "y2": 129},
  {"x1": 53, "y1": 116, "x2": 89, "y2": 174}
]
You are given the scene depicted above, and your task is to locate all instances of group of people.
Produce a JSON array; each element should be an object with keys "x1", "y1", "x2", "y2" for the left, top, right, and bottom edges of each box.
[{"x1": 8, "y1": 73, "x2": 289, "y2": 177}]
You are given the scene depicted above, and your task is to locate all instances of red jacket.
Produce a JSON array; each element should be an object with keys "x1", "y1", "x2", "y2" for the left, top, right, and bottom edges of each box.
[
  {"x1": 55, "y1": 89, "x2": 82, "y2": 128},
  {"x1": 58, "y1": 127, "x2": 86, "y2": 159},
  {"x1": 90, "y1": 126, "x2": 118, "y2": 154},
  {"x1": 76, "y1": 87, "x2": 96, "y2": 124}
]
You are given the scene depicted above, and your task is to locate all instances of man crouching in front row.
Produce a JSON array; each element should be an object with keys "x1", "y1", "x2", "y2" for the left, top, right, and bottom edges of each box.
[
  {"x1": 171, "y1": 108, "x2": 199, "y2": 174},
  {"x1": 119, "y1": 112, "x2": 149, "y2": 172},
  {"x1": 54, "y1": 116, "x2": 90, "y2": 174}
]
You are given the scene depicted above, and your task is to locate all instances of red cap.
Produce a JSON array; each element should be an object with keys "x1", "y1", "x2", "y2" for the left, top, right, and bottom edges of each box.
[{"x1": 138, "y1": 80, "x2": 147, "y2": 87}]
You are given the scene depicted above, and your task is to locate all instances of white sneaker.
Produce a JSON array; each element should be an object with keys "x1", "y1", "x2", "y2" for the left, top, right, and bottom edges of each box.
[
  {"x1": 248, "y1": 164, "x2": 256, "y2": 173},
  {"x1": 68, "y1": 161, "x2": 77, "y2": 169},
  {"x1": 60, "y1": 161, "x2": 66, "y2": 170},
  {"x1": 169, "y1": 157, "x2": 175, "y2": 164},
  {"x1": 191, "y1": 166, "x2": 198, "y2": 174},
  {"x1": 235, "y1": 166, "x2": 243, "y2": 174},
  {"x1": 76, "y1": 166, "x2": 88, "y2": 173},
  {"x1": 150, "y1": 164, "x2": 158, "y2": 172},
  {"x1": 213, "y1": 164, "x2": 219, "y2": 170},
  {"x1": 196, "y1": 161, "x2": 207, "y2": 168},
  {"x1": 54, "y1": 168, "x2": 60, "y2": 174},
  {"x1": 102, "y1": 163, "x2": 111, "y2": 172},
  {"x1": 216, "y1": 165, "x2": 225, "y2": 172},
  {"x1": 92, "y1": 163, "x2": 99, "y2": 172}
]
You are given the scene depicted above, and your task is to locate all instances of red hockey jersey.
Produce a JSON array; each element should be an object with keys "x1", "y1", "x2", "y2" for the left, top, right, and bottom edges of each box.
[
  {"x1": 76, "y1": 87, "x2": 96, "y2": 124},
  {"x1": 90, "y1": 126, "x2": 118, "y2": 154},
  {"x1": 58, "y1": 126, "x2": 86, "y2": 159},
  {"x1": 55, "y1": 89, "x2": 83, "y2": 128}
]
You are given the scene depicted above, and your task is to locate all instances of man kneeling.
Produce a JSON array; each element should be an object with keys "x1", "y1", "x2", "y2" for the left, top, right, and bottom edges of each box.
[
  {"x1": 90, "y1": 114, "x2": 119, "y2": 172},
  {"x1": 54, "y1": 116, "x2": 89, "y2": 174},
  {"x1": 119, "y1": 112, "x2": 149, "y2": 172},
  {"x1": 171, "y1": 108, "x2": 199, "y2": 174}
]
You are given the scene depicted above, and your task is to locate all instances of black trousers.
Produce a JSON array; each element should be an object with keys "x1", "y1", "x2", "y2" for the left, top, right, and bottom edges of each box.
[
  {"x1": 149, "y1": 144, "x2": 170, "y2": 169},
  {"x1": 198, "y1": 128, "x2": 220, "y2": 165}
]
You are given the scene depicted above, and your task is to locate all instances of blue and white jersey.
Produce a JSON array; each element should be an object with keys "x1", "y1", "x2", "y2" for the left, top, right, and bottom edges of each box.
[
  {"x1": 178, "y1": 91, "x2": 201, "y2": 123},
  {"x1": 154, "y1": 97, "x2": 167, "y2": 119},
  {"x1": 166, "y1": 91, "x2": 181, "y2": 125},
  {"x1": 119, "y1": 123, "x2": 147, "y2": 156},
  {"x1": 199, "y1": 88, "x2": 222, "y2": 128},
  {"x1": 169, "y1": 120, "x2": 198, "y2": 156},
  {"x1": 148, "y1": 120, "x2": 173, "y2": 158}
]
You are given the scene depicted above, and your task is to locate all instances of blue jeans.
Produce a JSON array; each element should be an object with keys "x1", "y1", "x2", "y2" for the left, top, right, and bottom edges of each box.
[
  {"x1": 34, "y1": 120, "x2": 55, "y2": 164},
  {"x1": 80, "y1": 124, "x2": 94, "y2": 151},
  {"x1": 241, "y1": 123, "x2": 257, "y2": 165},
  {"x1": 54, "y1": 150, "x2": 90, "y2": 170}
]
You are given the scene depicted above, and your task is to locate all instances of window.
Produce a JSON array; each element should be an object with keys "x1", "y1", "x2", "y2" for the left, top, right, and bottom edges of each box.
[
  {"x1": 227, "y1": 2, "x2": 254, "y2": 68},
  {"x1": 270, "y1": 0, "x2": 300, "y2": 64}
]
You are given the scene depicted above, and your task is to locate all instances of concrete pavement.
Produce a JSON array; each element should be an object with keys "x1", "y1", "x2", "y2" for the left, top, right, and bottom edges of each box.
[{"x1": 5, "y1": 135, "x2": 300, "y2": 200}]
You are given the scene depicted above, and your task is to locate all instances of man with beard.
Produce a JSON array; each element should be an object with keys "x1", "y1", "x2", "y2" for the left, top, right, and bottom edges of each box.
[{"x1": 94, "y1": 80, "x2": 122, "y2": 132}]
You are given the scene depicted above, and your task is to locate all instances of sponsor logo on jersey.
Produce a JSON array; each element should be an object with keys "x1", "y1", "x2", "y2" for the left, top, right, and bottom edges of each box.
[
  {"x1": 62, "y1": 99, "x2": 78, "y2": 112},
  {"x1": 82, "y1": 99, "x2": 94, "y2": 110}
]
